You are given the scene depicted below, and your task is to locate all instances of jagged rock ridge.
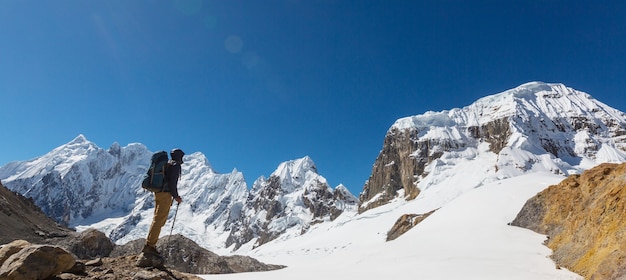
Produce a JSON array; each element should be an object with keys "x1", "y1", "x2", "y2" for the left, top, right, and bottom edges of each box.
[
  {"x1": 360, "y1": 82, "x2": 626, "y2": 213},
  {"x1": 226, "y1": 157, "x2": 358, "y2": 250}
]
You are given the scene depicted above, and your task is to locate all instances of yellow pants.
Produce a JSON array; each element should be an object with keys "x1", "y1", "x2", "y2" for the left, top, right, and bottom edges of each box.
[{"x1": 146, "y1": 191, "x2": 173, "y2": 248}]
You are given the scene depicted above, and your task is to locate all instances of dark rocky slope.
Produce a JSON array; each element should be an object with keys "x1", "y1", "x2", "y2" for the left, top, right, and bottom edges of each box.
[{"x1": 0, "y1": 180, "x2": 72, "y2": 244}]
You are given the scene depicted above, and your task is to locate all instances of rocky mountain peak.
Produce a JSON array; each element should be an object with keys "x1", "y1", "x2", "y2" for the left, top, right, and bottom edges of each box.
[
  {"x1": 268, "y1": 156, "x2": 319, "y2": 193},
  {"x1": 359, "y1": 82, "x2": 626, "y2": 213},
  {"x1": 225, "y1": 156, "x2": 357, "y2": 250}
]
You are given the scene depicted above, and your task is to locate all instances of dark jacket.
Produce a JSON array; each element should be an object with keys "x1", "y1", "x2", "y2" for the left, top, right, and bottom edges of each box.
[{"x1": 166, "y1": 160, "x2": 181, "y2": 199}]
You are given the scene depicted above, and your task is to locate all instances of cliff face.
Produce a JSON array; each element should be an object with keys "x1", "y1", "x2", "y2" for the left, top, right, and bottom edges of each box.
[
  {"x1": 359, "y1": 117, "x2": 511, "y2": 213},
  {"x1": 511, "y1": 163, "x2": 626, "y2": 280}
]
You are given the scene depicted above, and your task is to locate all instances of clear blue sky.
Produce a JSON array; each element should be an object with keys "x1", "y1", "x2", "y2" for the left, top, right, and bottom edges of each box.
[{"x1": 1, "y1": 1, "x2": 625, "y2": 196}]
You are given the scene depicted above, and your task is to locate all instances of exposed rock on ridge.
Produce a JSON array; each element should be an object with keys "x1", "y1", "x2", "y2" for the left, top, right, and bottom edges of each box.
[
  {"x1": 226, "y1": 157, "x2": 358, "y2": 250},
  {"x1": 386, "y1": 210, "x2": 436, "y2": 241},
  {"x1": 511, "y1": 162, "x2": 626, "y2": 280}
]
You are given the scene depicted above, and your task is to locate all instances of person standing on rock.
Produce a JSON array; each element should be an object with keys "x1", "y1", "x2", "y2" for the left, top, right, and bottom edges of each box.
[{"x1": 142, "y1": 148, "x2": 184, "y2": 257}]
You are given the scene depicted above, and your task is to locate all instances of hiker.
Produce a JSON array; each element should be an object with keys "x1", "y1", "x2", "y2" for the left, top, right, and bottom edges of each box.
[{"x1": 142, "y1": 148, "x2": 185, "y2": 257}]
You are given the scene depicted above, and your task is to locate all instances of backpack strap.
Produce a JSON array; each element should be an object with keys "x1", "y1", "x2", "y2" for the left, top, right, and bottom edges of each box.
[{"x1": 161, "y1": 163, "x2": 167, "y2": 192}]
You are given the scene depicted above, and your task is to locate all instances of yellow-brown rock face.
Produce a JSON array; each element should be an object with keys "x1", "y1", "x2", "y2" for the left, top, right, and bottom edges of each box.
[{"x1": 511, "y1": 162, "x2": 626, "y2": 279}]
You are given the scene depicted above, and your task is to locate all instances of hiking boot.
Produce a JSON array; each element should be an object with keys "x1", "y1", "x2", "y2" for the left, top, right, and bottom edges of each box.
[
  {"x1": 135, "y1": 252, "x2": 152, "y2": 268},
  {"x1": 136, "y1": 252, "x2": 165, "y2": 268},
  {"x1": 142, "y1": 244, "x2": 160, "y2": 256}
]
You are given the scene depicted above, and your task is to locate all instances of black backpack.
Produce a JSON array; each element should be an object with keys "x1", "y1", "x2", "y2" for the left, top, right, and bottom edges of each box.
[{"x1": 141, "y1": 151, "x2": 170, "y2": 192}]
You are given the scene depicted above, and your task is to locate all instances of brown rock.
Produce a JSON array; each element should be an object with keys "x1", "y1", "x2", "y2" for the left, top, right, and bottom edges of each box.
[
  {"x1": 359, "y1": 127, "x2": 424, "y2": 213},
  {"x1": 511, "y1": 162, "x2": 626, "y2": 280},
  {"x1": 0, "y1": 240, "x2": 31, "y2": 266},
  {"x1": 386, "y1": 210, "x2": 436, "y2": 241},
  {"x1": 0, "y1": 244, "x2": 75, "y2": 279},
  {"x1": 132, "y1": 269, "x2": 171, "y2": 280}
]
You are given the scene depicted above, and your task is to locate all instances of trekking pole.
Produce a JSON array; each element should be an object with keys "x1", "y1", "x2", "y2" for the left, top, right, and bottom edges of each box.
[{"x1": 166, "y1": 201, "x2": 180, "y2": 247}]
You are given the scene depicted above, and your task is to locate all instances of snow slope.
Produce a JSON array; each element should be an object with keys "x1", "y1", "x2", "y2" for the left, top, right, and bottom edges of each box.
[{"x1": 200, "y1": 172, "x2": 582, "y2": 279}]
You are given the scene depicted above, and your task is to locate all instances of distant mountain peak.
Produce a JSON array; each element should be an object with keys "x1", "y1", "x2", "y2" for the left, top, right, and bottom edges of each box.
[
  {"x1": 270, "y1": 156, "x2": 319, "y2": 191},
  {"x1": 68, "y1": 134, "x2": 89, "y2": 145}
]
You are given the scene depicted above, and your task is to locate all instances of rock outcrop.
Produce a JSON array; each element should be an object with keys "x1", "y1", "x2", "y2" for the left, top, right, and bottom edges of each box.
[
  {"x1": 386, "y1": 210, "x2": 436, "y2": 241},
  {"x1": 112, "y1": 235, "x2": 285, "y2": 274},
  {"x1": 511, "y1": 162, "x2": 626, "y2": 280}
]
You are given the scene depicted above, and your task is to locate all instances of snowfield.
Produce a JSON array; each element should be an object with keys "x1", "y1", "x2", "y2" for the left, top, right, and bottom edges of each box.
[{"x1": 199, "y1": 173, "x2": 582, "y2": 279}]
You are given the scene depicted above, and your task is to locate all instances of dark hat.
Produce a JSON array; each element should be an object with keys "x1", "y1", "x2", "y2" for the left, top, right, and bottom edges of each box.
[{"x1": 170, "y1": 148, "x2": 185, "y2": 163}]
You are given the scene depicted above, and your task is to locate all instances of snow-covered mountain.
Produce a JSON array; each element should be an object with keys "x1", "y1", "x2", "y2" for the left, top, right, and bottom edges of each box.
[
  {"x1": 194, "y1": 82, "x2": 625, "y2": 279},
  {"x1": 0, "y1": 136, "x2": 149, "y2": 226},
  {"x1": 0, "y1": 136, "x2": 356, "y2": 252},
  {"x1": 226, "y1": 157, "x2": 358, "y2": 250},
  {"x1": 1, "y1": 81, "x2": 625, "y2": 276},
  {"x1": 360, "y1": 82, "x2": 626, "y2": 213}
]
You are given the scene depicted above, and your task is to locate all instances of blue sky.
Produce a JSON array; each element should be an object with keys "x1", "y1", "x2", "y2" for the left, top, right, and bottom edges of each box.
[{"x1": 1, "y1": 0, "x2": 625, "y2": 196}]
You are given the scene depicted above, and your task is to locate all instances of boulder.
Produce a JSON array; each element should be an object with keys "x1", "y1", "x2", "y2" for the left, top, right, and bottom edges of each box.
[
  {"x1": 56, "y1": 228, "x2": 114, "y2": 259},
  {"x1": 0, "y1": 240, "x2": 31, "y2": 266},
  {"x1": 160, "y1": 234, "x2": 285, "y2": 274},
  {"x1": 0, "y1": 244, "x2": 75, "y2": 279}
]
